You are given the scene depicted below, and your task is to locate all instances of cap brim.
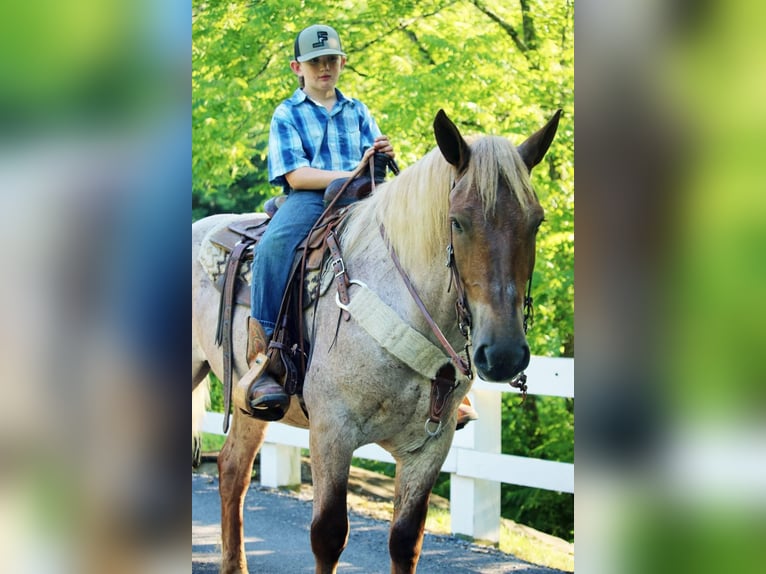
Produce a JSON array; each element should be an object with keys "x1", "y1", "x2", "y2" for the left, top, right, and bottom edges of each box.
[{"x1": 296, "y1": 49, "x2": 346, "y2": 62}]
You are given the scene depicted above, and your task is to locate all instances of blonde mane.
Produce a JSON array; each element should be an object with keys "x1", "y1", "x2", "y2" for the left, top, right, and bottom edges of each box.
[{"x1": 342, "y1": 135, "x2": 536, "y2": 272}]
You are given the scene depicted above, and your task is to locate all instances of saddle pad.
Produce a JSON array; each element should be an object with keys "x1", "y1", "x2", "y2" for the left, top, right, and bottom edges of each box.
[
  {"x1": 197, "y1": 218, "x2": 335, "y2": 308},
  {"x1": 198, "y1": 218, "x2": 254, "y2": 287}
]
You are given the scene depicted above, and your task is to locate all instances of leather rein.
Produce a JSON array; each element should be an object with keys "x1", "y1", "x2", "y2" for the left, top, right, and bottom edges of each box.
[{"x1": 380, "y1": 224, "x2": 472, "y2": 378}]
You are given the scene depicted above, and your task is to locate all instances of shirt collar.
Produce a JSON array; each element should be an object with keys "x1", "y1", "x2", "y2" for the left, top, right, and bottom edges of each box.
[{"x1": 288, "y1": 88, "x2": 353, "y2": 107}]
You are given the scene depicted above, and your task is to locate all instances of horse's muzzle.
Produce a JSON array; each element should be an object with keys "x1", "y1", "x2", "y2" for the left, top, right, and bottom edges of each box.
[{"x1": 473, "y1": 340, "x2": 530, "y2": 382}]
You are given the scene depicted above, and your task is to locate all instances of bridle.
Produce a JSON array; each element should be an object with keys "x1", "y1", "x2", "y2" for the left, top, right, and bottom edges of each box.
[
  {"x1": 382, "y1": 225, "x2": 472, "y2": 378},
  {"x1": 385, "y1": 178, "x2": 536, "y2": 402}
]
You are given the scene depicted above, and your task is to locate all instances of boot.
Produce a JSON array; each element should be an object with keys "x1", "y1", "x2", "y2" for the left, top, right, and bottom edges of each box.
[
  {"x1": 456, "y1": 396, "x2": 479, "y2": 430},
  {"x1": 233, "y1": 318, "x2": 290, "y2": 421}
]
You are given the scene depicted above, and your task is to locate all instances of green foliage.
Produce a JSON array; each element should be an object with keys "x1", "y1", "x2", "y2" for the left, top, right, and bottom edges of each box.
[
  {"x1": 192, "y1": 0, "x2": 573, "y2": 216},
  {"x1": 207, "y1": 373, "x2": 224, "y2": 412},
  {"x1": 194, "y1": 0, "x2": 573, "y2": 543},
  {"x1": 502, "y1": 395, "x2": 574, "y2": 541}
]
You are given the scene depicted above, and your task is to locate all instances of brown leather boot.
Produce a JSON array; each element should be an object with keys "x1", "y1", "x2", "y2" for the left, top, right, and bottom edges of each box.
[
  {"x1": 233, "y1": 318, "x2": 290, "y2": 421},
  {"x1": 456, "y1": 396, "x2": 479, "y2": 430}
]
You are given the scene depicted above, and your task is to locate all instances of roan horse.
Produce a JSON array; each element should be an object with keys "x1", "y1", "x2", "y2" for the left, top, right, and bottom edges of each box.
[{"x1": 192, "y1": 109, "x2": 560, "y2": 574}]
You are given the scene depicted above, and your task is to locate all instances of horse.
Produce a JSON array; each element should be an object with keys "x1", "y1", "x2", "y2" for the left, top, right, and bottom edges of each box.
[{"x1": 192, "y1": 108, "x2": 561, "y2": 574}]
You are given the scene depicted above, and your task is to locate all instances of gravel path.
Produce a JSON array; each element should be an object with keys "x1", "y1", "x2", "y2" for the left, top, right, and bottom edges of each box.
[{"x1": 192, "y1": 473, "x2": 565, "y2": 573}]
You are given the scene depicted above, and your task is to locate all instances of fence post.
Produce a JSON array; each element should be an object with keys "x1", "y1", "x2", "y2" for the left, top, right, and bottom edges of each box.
[
  {"x1": 259, "y1": 443, "x2": 301, "y2": 488},
  {"x1": 449, "y1": 387, "x2": 502, "y2": 543}
]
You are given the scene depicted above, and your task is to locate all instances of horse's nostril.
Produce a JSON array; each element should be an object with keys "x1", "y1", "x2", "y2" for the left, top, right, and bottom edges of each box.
[
  {"x1": 474, "y1": 341, "x2": 530, "y2": 381},
  {"x1": 474, "y1": 344, "x2": 487, "y2": 365},
  {"x1": 520, "y1": 345, "x2": 530, "y2": 371}
]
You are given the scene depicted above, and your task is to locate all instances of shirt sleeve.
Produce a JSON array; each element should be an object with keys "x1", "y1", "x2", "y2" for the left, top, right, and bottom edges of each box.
[{"x1": 267, "y1": 106, "x2": 311, "y2": 189}]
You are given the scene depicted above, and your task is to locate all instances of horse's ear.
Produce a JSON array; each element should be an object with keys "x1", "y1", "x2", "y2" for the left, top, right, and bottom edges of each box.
[
  {"x1": 517, "y1": 109, "x2": 562, "y2": 172},
  {"x1": 434, "y1": 109, "x2": 471, "y2": 173}
]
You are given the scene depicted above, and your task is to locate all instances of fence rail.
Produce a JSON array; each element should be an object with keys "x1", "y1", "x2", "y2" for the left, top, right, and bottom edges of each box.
[{"x1": 201, "y1": 355, "x2": 573, "y2": 543}]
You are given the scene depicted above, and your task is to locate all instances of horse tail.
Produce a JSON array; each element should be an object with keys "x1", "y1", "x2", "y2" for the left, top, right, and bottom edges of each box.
[{"x1": 192, "y1": 377, "x2": 211, "y2": 468}]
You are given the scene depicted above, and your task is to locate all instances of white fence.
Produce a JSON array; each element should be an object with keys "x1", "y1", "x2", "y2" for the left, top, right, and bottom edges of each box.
[{"x1": 201, "y1": 356, "x2": 573, "y2": 543}]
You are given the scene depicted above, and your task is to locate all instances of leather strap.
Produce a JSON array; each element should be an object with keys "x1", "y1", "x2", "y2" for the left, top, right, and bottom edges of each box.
[
  {"x1": 428, "y1": 364, "x2": 459, "y2": 425},
  {"x1": 447, "y1": 226, "x2": 473, "y2": 339},
  {"x1": 380, "y1": 225, "x2": 472, "y2": 377},
  {"x1": 217, "y1": 239, "x2": 253, "y2": 433},
  {"x1": 326, "y1": 230, "x2": 350, "y2": 321}
]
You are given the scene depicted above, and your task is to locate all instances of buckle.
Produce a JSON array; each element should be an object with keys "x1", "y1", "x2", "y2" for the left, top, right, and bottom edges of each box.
[{"x1": 331, "y1": 257, "x2": 346, "y2": 278}]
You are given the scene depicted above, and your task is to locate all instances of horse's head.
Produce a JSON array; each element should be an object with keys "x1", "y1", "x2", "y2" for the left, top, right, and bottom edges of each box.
[{"x1": 433, "y1": 109, "x2": 561, "y2": 382}]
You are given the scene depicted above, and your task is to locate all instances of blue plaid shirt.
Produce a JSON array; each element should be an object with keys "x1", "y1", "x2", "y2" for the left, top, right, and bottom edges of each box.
[{"x1": 268, "y1": 88, "x2": 381, "y2": 193}]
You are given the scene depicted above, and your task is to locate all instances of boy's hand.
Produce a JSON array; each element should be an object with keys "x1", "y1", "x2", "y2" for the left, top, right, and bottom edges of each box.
[
  {"x1": 372, "y1": 135, "x2": 395, "y2": 159},
  {"x1": 360, "y1": 135, "x2": 395, "y2": 168}
]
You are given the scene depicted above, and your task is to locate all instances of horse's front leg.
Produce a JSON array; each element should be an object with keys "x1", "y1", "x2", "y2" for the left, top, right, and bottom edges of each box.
[
  {"x1": 389, "y1": 443, "x2": 451, "y2": 574},
  {"x1": 308, "y1": 419, "x2": 354, "y2": 574},
  {"x1": 218, "y1": 410, "x2": 268, "y2": 574}
]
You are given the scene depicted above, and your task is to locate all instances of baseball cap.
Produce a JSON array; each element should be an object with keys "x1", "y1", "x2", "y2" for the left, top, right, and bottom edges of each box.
[{"x1": 294, "y1": 24, "x2": 346, "y2": 62}]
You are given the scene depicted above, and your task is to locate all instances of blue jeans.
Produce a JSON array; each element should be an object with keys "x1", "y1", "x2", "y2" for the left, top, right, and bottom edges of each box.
[{"x1": 250, "y1": 191, "x2": 325, "y2": 337}]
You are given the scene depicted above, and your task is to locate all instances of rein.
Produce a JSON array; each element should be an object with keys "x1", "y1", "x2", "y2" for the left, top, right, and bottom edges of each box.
[{"x1": 380, "y1": 224, "x2": 472, "y2": 378}]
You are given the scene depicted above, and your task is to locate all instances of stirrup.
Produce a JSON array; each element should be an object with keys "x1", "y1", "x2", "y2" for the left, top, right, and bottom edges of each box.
[
  {"x1": 248, "y1": 376, "x2": 290, "y2": 421},
  {"x1": 233, "y1": 352, "x2": 289, "y2": 421}
]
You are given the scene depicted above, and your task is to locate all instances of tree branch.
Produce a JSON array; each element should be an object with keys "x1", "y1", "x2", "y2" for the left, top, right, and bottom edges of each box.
[
  {"x1": 343, "y1": 64, "x2": 369, "y2": 79},
  {"x1": 349, "y1": 1, "x2": 460, "y2": 54},
  {"x1": 519, "y1": 0, "x2": 538, "y2": 50},
  {"x1": 403, "y1": 29, "x2": 436, "y2": 65},
  {"x1": 469, "y1": 0, "x2": 529, "y2": 56}
]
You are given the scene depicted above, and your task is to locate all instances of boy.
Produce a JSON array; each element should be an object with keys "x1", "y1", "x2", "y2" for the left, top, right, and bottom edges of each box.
[{"x1": 236, "y1": 24, "x2": 394, "y2": 421}]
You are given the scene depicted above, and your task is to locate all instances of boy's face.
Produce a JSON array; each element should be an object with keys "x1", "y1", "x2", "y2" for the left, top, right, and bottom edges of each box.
[{"x1": 292, "y1": 55, "x2": 346, "y2": 92}]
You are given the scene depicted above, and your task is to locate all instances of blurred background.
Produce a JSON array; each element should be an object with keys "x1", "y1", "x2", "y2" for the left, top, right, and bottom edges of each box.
[
  {"x1": 0, "y1": 1, "x2": 189, "y2": 573},
  {"x1": 0, "y1": 0, "x2": 764, "y2": 573},
  {"x1": 575, "y1": 0, "x2": 766, "y2": 572}
]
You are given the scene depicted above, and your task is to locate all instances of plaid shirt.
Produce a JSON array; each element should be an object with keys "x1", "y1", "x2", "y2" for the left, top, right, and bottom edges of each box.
[{"x1": 268, "y1": 88, "x2": 381, "y2": 193}]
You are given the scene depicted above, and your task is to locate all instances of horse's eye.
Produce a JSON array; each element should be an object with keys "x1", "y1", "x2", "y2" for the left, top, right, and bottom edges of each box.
[{"x1": 451, "y1": 218, "x2": 463, "y2": 232}]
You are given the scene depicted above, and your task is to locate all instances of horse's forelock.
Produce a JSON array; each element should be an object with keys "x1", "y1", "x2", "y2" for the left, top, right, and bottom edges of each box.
[{"x1": 466, "y1": 136, "x2": 536, "y2": 218}]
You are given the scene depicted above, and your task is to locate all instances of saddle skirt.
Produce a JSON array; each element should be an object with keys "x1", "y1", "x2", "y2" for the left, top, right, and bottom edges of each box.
[{"x1": 196, "y1": 215, "x2": 336, "y2": 310}]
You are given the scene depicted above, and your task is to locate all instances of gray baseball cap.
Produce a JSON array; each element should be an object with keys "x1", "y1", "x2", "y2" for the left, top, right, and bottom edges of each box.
[{"x1": 294, "y1": 24, "x2": 346, "y2": 62}]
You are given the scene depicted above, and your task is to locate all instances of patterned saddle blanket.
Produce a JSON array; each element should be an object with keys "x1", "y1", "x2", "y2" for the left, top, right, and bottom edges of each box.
[{"x1": 196, "y1": 215, "x2": 336, "y2": 310}]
